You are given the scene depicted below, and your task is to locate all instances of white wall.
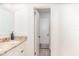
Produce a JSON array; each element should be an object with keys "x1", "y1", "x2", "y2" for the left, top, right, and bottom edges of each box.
[
  {"x1": 51, "y1": 4, "x2": 79, "y2": 56},
  {"x1": 58, "y1": 4, "x2": 79, "y2": 56},
  {"x1": 0, "y1": 5, "x2": 13, "y2": 37},
  {"x1": 14, "y1": 4, "x2": 34, "y2": 55},
  {"x1": 51, "y1": 4, "x2": 61, "y2": 55}
]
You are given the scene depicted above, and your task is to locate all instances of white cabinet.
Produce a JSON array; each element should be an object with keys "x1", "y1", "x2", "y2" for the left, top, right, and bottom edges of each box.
[{"x1": 3, "y1": 41, "x2": 25, "y2": 56}]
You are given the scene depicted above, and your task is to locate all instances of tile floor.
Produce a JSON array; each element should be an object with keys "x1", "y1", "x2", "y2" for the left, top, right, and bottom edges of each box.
[{"x1": 39, "y1": 49, "x2": 50, "y2": 56}]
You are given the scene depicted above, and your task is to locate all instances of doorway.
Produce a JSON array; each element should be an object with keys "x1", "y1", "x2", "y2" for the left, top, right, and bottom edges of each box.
[{"x1": 34, "y1": 8, "x2": 51, "y2": 56}]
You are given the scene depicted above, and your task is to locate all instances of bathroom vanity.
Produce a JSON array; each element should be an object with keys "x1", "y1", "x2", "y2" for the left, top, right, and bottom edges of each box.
[{"x1": 0, "y1": 36, "x2": 27, "y2": 56}]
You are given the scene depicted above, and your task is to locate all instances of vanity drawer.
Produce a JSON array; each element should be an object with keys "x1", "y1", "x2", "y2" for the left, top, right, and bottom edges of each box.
[{"x1": 3, "y1": 41, "x2": 25, "y2": 56}]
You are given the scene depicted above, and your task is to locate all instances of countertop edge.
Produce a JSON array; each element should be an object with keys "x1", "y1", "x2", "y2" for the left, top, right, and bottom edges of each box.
[{"x1": 0, "y1": 39, "x2": 26, "y2": 56}]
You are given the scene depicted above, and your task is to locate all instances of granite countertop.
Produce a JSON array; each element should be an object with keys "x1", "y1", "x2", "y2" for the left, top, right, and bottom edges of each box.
[{"x1": 0, "y1": 36, "x2": 27, "y2": 56}]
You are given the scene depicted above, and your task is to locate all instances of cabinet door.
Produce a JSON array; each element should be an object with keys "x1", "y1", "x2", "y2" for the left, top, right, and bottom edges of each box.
[
  {"x1": 17, "y1": 41, "x2": 25, "y2": 56},
  {"x1": 3, "y1": 41, "x2": 25, "y2": 56},
  {"x1": 3, "y1": 47, "x2": 20, "y2": 56}
]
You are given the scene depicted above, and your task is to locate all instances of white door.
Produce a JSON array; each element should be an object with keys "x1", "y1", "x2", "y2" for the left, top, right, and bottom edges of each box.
[
  {"x1": 39, "y1": 12, "x2": 50, "y2": 48},
  {"x1": 34, "y1": 9, "x2": 40, "y2": 56}
]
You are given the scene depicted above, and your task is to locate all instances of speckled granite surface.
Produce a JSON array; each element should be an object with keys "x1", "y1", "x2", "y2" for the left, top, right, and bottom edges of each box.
[{"x1": 0, "y1": 36, "x2": 27, "y2": 56}]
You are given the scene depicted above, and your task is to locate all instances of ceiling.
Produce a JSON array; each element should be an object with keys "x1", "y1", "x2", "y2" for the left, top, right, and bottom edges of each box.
[{"x1": 0, "y1": 4, "x2": 26, "y2": 12}]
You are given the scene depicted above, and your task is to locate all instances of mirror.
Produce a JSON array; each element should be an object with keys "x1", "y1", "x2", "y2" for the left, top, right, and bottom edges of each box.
[{"x1": 0, "y1": 4, "x2": 14, "y2": 37}]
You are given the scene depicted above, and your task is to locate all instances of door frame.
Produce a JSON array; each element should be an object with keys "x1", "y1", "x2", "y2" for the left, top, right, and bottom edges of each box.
[
  {"x1": 34, "y1": 8, "x2": 40, "y2": 56},
  {"x1": 34, "y1": 7, "x2": 51, "y2": 56}
]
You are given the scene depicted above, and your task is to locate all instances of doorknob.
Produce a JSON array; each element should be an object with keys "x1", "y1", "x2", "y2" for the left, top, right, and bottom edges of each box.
[
  {"x1": 21, "y1": 50, "x2": 24, "y2": 53},
  {"x1": 38, "y1": 36, "x2": 40, "y2": 38}
]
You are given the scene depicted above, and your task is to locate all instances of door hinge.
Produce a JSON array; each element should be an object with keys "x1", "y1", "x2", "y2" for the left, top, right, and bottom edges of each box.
[{"x1": 34, "y1": 11, "x2": 36, "y2": 15}]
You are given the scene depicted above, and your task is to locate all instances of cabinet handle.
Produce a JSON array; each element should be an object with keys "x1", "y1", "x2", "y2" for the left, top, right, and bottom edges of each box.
[{"x1": 21, "y1": 50, "x2": 24, "y2": 53}]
